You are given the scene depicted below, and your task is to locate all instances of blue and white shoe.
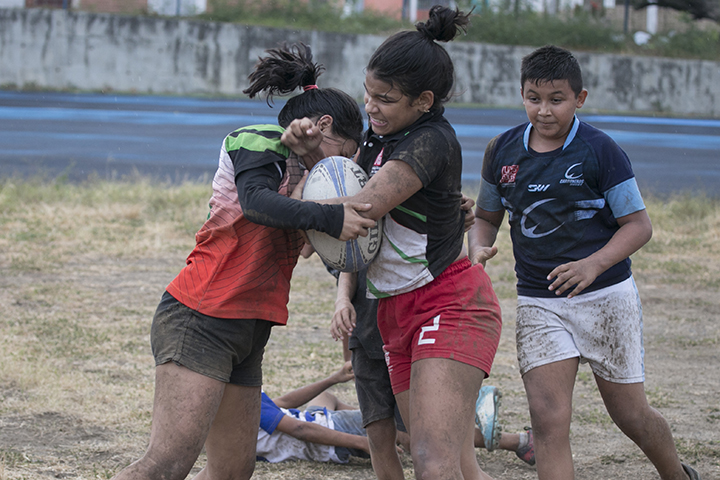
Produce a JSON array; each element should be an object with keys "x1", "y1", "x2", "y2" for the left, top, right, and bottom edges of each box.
[{"x1": 475, "y1": 385, "x2": 501, "y2": 452}]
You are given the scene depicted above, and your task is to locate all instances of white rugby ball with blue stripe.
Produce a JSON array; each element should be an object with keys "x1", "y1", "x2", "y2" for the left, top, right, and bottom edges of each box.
[{"x1": 302, "y1": 156, "x2": 382, "y2": 272}]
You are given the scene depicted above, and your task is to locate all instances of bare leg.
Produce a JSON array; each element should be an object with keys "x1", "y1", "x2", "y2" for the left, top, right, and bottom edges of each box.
[
  {"x1": 366, "y1": 417, "x2": 406, "y2": 480},
  {"x1": 522, "y1": 358, "x2": 579, "y2": 480},
  {"x1": 399, "y1": 358, "x2": 493, "y2": 480},
  {"x1": 192, "y1": 383, "x2": 261, "y2": 480},
  {"x1": 111, "y1": 362, "x2": 226, "y2": 480},
  {"x1": 306, "y1": 391, "x2": 355, "y2": 411},
  {"x1": 461, "y1": 416, "x2": 494, "y2": 480},
  {"x1": 473, "y1": 428, "x2": 521, "y2": 452},
  {"x1": 310, "y1": 391, "x2": 405, "y2": 479},
  {"x1": 595, "y1": 377, "x2": 688, "y2": 480}
]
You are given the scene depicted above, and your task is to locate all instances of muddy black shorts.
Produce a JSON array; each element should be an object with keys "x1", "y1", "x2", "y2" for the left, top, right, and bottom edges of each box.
[
  {"x1": 351, "y1": 345, "x2": 405, "y2": 431},
  {"x1": 151, "y1": 291, "x2": 273, "y2": 386}
]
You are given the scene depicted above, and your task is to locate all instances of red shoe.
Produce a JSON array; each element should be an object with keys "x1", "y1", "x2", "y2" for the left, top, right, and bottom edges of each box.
[{"x1": 515, "y1": 427, "x2": 535, "y2": 466}]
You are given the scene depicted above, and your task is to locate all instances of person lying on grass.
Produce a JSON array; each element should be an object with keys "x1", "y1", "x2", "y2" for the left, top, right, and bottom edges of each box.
[{"x1": 257, "y1": 362, "x2": 535, "y2": 467}]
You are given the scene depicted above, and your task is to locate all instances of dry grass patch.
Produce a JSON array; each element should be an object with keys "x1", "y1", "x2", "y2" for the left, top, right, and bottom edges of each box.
[{"x1": 0, "y1": 178, "x2": 718, "y2": 479}]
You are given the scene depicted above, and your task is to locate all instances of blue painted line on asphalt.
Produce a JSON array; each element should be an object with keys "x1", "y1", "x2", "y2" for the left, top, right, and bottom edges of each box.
[
  {"x1": 582, "y1": 114, "x2": 720, "y2": 128},
  {"x1": 453, "y1": 123, "x2": 720, "y2": 150},
  {"x1": 601, "y1": 129, "x2": 720, "y2": 150},
  {"x1": 0, "y1": 148, "x2": 147, "y2": 160},
  {"x1": 0, "y1": 91, "x2": 275, "y2": 110},
  {"x1": 0, "y1": 106, "x2": 278, "y2": 126},
  {"x1": 462, "y1": 173, "x2": 483, "y2": 181},
  {"x1": 0, "y1": 147, "x2": 215, "y2": 163},
  {"x1": 6, "y1": 91, "x2": 719, "y2": 128},
  {"x1": 0, "y1": 130, "x2": 206, "y2": 143},
  {"x1": 453, "y1": 124, "x2": 510, "y2": 138},
  {"x1": 54, "y1": 95, "x2": 268, "y2": 110},
  {"x1": 2, "y1": 106, "x2": 719, "y2": 151}
]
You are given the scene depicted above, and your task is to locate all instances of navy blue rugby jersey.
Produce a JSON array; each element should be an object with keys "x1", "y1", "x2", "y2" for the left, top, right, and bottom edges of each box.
[{"x1": 477, "y1": 117, "x2": 646, "y2": 297}]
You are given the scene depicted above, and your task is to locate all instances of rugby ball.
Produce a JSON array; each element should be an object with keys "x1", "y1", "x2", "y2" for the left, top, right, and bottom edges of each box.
[{"x1": 302, "y1": 156, "x2": 382, "y2": 273}]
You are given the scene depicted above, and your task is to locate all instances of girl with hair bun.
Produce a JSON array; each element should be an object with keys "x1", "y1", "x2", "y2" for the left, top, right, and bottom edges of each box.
[
  {"x1": 111, "y1": 43, "x2": 375, "y2": 480},
  {"x1": 284, "y1": 6, "x2": 501, "y2": 480}
]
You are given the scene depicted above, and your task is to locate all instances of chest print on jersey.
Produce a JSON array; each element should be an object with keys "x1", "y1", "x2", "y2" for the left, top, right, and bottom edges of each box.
[
  {"x1": 521, "y1": 199, "x2": 564, "y2": 239},
  {"x1": 519, "y1": 197, "x2": 607, "y2": 239},
  {"x1": 559, "y1": 162, "x2": 585, "y2": 187},
  {"x1": 501, "y1": 165, "x2": 519, "y2": 186}
]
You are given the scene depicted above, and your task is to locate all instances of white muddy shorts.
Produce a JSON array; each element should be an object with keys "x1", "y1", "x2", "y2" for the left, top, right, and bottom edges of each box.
[{"x1": 516, "y1": 276, "x2": 645, "y2": 383}]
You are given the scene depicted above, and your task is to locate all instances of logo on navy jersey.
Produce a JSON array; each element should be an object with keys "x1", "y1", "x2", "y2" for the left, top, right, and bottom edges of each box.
[
  {"x1": 560, "y1": 163, "x2": 584, "y2": 186},
  {"x1": 521, "y1": 198, "x2": 564, "y2": 238},
  {"x1": 528, "y1": 184, "x2": 550, "y2": 192},
  {"x1": 501, "y1": 165, "x2": 519, "y2": 185},
  {"x1": 519, "y1": 197, "x2": 606, "y2": 240}
]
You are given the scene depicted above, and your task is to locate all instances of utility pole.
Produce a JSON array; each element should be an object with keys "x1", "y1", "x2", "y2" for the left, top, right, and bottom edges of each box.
[
  {"x1": 623, "y1": 0, "x2": 630, "y2": 34},
  {"x1": 409, "y1": 0, "x2": 418, "y2": 22}
]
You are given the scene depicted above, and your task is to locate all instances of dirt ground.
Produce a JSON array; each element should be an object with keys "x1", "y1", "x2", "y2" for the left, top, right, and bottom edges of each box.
[
  {"x1": 261, "y1": 256, "x2": 720, "y2": 480},
  {"x1": 0, "y1": 184, "x2": 718, "y2": 479},
  {"x1": 1, "y1": 253, "x2": 717, "y2": 480}
]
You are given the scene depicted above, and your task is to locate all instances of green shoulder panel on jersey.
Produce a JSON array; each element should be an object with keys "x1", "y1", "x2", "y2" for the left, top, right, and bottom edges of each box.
[{"x1": 225, "y1": 124, "x2": 291, "y2": 158}]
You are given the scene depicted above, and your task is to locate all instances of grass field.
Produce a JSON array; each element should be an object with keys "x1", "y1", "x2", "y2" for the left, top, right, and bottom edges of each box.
[{"x1": 0, "y1": 178, "x2": 718, "y2": 479}]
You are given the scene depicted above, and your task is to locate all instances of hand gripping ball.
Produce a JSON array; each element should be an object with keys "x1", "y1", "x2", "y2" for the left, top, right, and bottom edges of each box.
[{"x1": 302, "y1": 156, "x2": 382, "y2": 272}]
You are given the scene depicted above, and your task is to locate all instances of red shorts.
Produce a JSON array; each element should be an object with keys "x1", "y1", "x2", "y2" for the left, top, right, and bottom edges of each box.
[{"x1": 377, "y1": 258, "x2": 503, "y2": 394}]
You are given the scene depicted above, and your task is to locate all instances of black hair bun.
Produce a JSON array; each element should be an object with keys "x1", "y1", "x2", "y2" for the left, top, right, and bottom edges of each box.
[{"x1": 416, "y1": 5, "x2": 471, "y2": 43}]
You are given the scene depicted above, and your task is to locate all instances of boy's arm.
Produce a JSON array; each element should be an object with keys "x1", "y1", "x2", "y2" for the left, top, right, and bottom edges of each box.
[
  {"x1": 272, "y1": 361, "x2": 354, "y2": 409},
  {"x1": 330, "y1": 272, "x2": 358, "y2": 341},
  {"x1": 468, "y1": 207, "x2": 505, "y2": 267},
  {"x1": 461, "y1": 194, "x2": 476, "y2": 232},
  {"x1": 274, "y1": 415, "x2": 370, "y2": 455},
  {"x1": 548, "y1": 209, "x2": 652, "y2": 298},
  {"x1": 468, "y1": 137, "x2": 504, "y2": 266}
]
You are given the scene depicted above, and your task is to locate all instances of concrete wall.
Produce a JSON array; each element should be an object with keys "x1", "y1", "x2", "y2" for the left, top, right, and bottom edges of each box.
[{"x1": 1, "y1": 7, "x2": 718, "y2": 116}]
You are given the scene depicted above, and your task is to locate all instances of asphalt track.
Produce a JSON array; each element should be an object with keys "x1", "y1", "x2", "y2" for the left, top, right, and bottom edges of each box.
[{"x1": 1, "y1": 90, "x2": 718, "y2": 197}]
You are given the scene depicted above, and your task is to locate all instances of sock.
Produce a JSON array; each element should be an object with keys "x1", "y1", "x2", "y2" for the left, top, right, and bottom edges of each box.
[{"x1": 517, "y1": 431, "x2": 529, "y2": 450}]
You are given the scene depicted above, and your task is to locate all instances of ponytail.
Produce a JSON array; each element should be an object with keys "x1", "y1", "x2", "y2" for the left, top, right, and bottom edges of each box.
[
  {"x1": 243, "y1": 43, "x2": 363, "y2": 147},
  {"x1": 243, "y1": 43, "x2": 322, "y2": 102}
]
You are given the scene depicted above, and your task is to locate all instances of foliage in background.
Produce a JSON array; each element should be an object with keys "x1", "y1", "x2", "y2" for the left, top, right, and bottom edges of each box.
[
  {"x1": 462, "y1": 8, "x2": 624, "y2": 52},
  {"x1": 467, "y1": 7, "x2": 720, "y2": 59},
  {"x1": 199, "y1": 0, "x2": 412, "y2": 35},
  {"x1": 632, "y1": 0, "x2": 720, "y2": 22},
  {"x1": 200, "y1": 0, "x2": 720, "y2": 61},
  {"x1": 627, "y1": 19, "x2": 720, "y2": 58}
]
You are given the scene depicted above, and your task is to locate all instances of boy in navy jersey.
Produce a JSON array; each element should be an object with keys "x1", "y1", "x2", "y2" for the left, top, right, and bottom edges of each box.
[{"x1": 468, "y1": 45, "x2": 700, "y2": 480}]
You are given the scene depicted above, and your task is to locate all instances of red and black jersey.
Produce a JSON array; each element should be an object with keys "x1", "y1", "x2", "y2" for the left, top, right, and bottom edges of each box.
[{"x1": 167, "y1": 124, "x2": 343, "y2": 324}]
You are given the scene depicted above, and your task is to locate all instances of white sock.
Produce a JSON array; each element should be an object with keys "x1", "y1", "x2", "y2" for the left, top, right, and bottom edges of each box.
[{"x1": 517, "y1": 431, "x2": 529, "y2": 450}]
